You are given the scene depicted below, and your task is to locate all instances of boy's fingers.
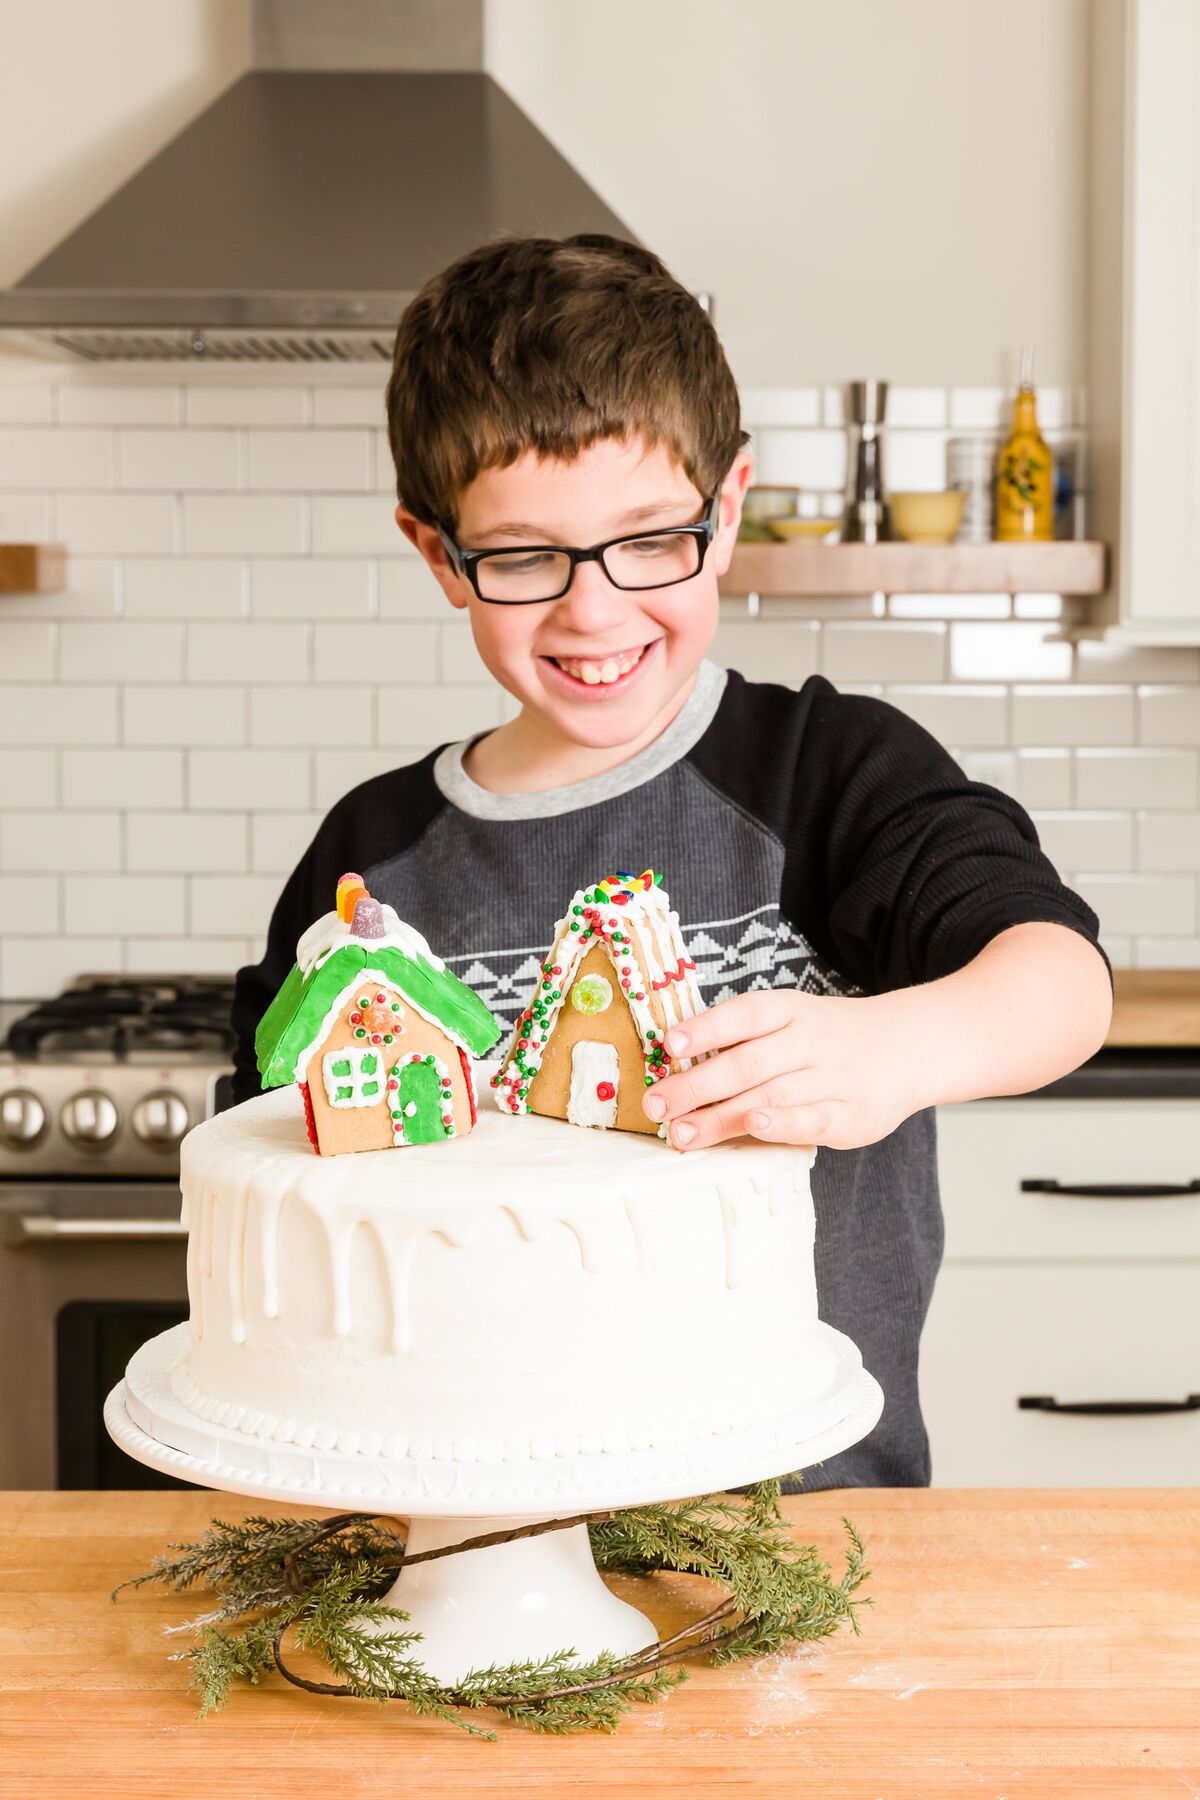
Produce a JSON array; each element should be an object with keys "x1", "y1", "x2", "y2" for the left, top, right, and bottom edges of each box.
[
  {"x1": 663, "y1": 990, "x2": 801, "y2": 1061},
  {"x1": 666, "y1": 1084, "x2": 833, "y2": 1152},
  {"x1": 644, "y1": 1033, "x2": 803, "y2": 1121}
]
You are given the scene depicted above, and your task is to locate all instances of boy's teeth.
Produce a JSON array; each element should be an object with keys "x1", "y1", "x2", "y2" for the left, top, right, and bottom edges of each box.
[{"x1": 555, "y1": 647, "x2": 644, "y2": 685}]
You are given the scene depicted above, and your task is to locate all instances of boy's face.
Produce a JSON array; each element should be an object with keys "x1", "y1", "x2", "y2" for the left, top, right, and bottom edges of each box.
[{"x1": 396, "y1": 435, "x2": 752, "y2": 757}]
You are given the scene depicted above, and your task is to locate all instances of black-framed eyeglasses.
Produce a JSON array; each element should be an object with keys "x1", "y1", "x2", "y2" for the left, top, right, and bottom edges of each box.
[{"x1": 437, "y1": 492, "x2": 720, "y2": 604}]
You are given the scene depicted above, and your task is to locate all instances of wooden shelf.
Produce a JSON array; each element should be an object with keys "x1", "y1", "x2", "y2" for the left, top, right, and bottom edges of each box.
[
  {"x1": 0, "y1": 543, "x2": 66, "y2": 594},
  {"x1": 722, "y1": 539, "x2": 1108, "y2": 598}
]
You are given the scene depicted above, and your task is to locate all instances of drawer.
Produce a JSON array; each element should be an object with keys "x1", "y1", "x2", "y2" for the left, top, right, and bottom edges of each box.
[
  {"x1": 920, "y1": 1262, "x2": 1200, "y2": 1487},
  {"x1": 936, "y1": 1099, "x2": 1200, "y2": 1259}
]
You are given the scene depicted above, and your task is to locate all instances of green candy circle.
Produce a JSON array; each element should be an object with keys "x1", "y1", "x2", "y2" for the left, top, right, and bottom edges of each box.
[{"x1": 570, "y1": 973, "x2": 613, "y2": 1016}]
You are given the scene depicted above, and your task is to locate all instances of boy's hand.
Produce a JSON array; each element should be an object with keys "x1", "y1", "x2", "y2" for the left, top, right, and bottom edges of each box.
[{"x1": 641, "y1": 990, "x2": 916, "y2": 1152}]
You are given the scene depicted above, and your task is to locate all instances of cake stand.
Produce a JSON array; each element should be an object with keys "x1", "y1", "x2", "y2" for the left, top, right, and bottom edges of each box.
[{"x1": 106, "y1": 1320, "x2": 883, "y2": 1685}]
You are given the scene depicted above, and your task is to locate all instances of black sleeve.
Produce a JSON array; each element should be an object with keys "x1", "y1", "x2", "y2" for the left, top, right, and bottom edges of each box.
[
  {"x1": 690, "y1": 670, "x2": 1111, "y2": 996},
  {"x1": 229, "y1": 753, "x2": 447, "y2": 1103}
]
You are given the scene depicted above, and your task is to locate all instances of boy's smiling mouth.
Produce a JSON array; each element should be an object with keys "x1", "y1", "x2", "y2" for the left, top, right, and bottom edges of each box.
[{"x1": 543, "y1": 639, "x2": 660, "y2": 691}]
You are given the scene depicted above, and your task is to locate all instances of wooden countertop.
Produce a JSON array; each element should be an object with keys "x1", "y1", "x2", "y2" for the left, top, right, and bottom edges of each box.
[
  {"x1": 2, "y1": 1488, "x2": 1198, "y2": 1797},
  {"x1": 1108, "y1": 970, "x2": 1200, "y2": 1048}
]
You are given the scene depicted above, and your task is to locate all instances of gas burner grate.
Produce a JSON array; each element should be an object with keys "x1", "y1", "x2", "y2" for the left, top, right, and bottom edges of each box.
[{"x1": 5, "y1": 976, "x2": 236, "y2": 1061}]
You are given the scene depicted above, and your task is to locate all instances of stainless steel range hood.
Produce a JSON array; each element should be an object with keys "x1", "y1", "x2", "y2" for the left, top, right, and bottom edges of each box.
[{"x1": 0, "y1": 2, "x2": 633, "y2": 362}]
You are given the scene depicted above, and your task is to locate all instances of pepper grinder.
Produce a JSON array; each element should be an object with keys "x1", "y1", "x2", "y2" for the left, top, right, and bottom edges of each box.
[{"x1": 842, "y1": 380, "x2": 890, "y2": 543}]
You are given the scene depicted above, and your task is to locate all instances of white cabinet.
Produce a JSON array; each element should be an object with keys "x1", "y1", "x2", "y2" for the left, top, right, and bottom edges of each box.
[
  {"x1": 1090, "y1": 0, "x2": 1200, "y2": 644},
  {"x1": 922, "y1": 1098, "x2": 1200, "y2": 1486}
]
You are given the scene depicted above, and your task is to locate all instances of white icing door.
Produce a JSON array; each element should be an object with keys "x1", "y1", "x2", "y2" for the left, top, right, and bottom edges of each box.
[{"x1": 567, "y1": 1040, "x2": 619, "y2": 1129}]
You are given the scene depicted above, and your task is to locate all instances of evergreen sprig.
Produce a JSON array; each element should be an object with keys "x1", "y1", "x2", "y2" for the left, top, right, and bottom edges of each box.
[{"x1": 113, "y1": 1478, "x2": 869, "y2": 1738}]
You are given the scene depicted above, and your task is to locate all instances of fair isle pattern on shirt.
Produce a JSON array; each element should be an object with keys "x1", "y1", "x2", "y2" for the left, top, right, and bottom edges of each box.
[{"x1": 443, "y1": 903, "x2": 859, "y2": 1038}]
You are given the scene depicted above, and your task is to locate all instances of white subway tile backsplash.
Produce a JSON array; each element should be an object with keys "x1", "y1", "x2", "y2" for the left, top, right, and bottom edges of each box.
[
  {"x1": 0, "y1": 749, "x2": 56, "y2": 808},
  {"x1": 122, "y1": 558, "x2": 246, "y2": 619},
  {"x1": 313, "y1": 384, "x2": 386, "y2": 427},
  {"x1": 186, "y1": 623, "x2": 310, "y2": 684},
  {"x1": 312, "y1": 748, "x2": 415, "y2": 810},
  {"x1": 0, "y1": 494, "x2": 51, "y2": 539},
  {"x1": 312, "y1": 495, "x2": 405, "y2": 555},
  {"x1": 1074, "y1": 638, "x2": 1200, "y2": 685},
  {"x1": 1012, "y1": 593, "x2": 1065, "y2": 620},
  {"x1": 251, "y1": 559, "x2": 373, "y2": 619},
  {"x1": 1015, "y1": 749, "x2": 1073, "y2": 808},
  {"x1": 124, "y1": 686, "x2": 246, "y2": 747},
  {"x1": 1075, "y1": 748, "x2": 1198, "y2": 810},
  {"x1": 0, "y1": 555, "x2": 120, "y2": 619},
  {"x1": 191, "y1": 874, "x2": 285, "y2": 936},
  {"x1": 884, "y1": 685, "x2": 1009, "y2": 746},
  {"x1": 185, "y1": 387, "x2": 307, "y2": 426},
  {"x1": 712, "y1": 621, "x2": 820, "y2": 686},
  {"x1": 1011, "y1": 685, "x2": 1136, "y2": 747},
  {"x1": 58, "y1": 384, "x2": 181, "y2": 425},
  {"x1": 948, "y1": 388, "x2": 1007, "y2": 429},
  {"x1": 250, "y1": 685, "x2": 371, "y2": 747},
  {"x1": 251, "y1": 810, "x2": 321, "y2": 874},
  {"x1": 1136, "y1": 812, "x2": 1200, "y2": 873},
  {"x1": 956, "y1": 749, "x2": 1016, "y2": 793},
  {"x1": 949, "y1": 621, "x2": 1072, "y2": 682},
  {"x1": 183, "y1": 495, "x2": 306, "y2": 555},
  {"x1": 0, "y1": 620, "x2": 55, "y2": 680},
  {"x1": 312, "y1": 622, "x2": 437, "y2": 685},
  {"x1": 0, "y1": 874, "x2": 59, "y2": 933},
  {"x1": 440, "y1": 623, "x2": 493, "y2": 684},
  {"x1": 378, "y1": 556, "x2": 452, "y2": 619},
  {"x1": 0, "y1": 429, "x2": 113, "y2": 490},
  {"x1": 883, "y1": 389, "x2": 947, "y2": 428},
  {"x1": 1138, "y1": 686, "x2": 1200, "y2": 747},
  {"x1": 125, "y1": 936, "x2": 247, "y2": 974},
  {"x1": 888, "y1": 593, "x2": 1011, "y2": 620},
  {"x1": 56, "y1": 492, "x2": 177, "y2": 554},
  {"x1": 188, "y1": 749, "x2": 310, "y2": 810},
  {"x1": 0, "y1": 685, "x2": 117, "y2": 746},
  {"x1": 0, "y1": 936, "x2": 122, "y2": 993},
  {"x1": 376, "y1": 685, "x2": 502, "y2": 746},
  {"x1": 1029, "y1": 811, "x2": 1133, "y2": 873},
  {"x1": 1, "y1": 811, "x2": 120, "y2": 872},
  {"x1": 1133, "y1": 937, "x2": 1200, "y2": 969},
  {"x1": 881, "y1": 432, "x2": 946, "y2": 491},
  {"x1": 62, "y1": 748, "x2": 183, "y2": 809},
  {"x1": 126, "y1": 812, "x2": 247, "y2": 873},
  {"x1": 750, "y1": 430, "x2": 846, "y2": 491},
  {"x1": 1073, "y1": 874, "x2": 1196, "y2": 937},
  {"x1": 823, "y1": 621, "x2": 945, "y2": 683},
  {"x1": 0, "y1": 386, "x2": 53, "y2": 424},
  {"x1": 119, "y1": 429, "x2": 239, "y2": 491},
  {"x1": 247, "y1": 430, "x2": 371, "y2": 492},
  {"x1": 65, "y1": 874, "x2": 184, "y2": 935},
  {"x1": 60, "y1": 622, "x2": 183, "y2": 683}
]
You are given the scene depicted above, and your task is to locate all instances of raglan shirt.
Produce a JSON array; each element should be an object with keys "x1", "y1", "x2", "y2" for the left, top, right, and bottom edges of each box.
[{"x1": 230, "y1": 662, "x2": 1109, "y2": 1490}]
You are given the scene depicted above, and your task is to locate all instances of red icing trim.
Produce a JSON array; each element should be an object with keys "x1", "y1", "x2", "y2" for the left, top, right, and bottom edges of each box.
[
  {"x1": 458, "y1": 1046, "x2": 477, "y2": 1127},
  {"x1": 299, "y1": 1079, "x2": 320, "y2": 1153},
  {"x1": 651, "y1": 957, "x2": 697, "y2": 990}
]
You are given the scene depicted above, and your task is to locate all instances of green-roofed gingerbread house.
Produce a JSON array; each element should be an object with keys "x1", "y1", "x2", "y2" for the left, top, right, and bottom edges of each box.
[{"x1": 256, "y1": 874, "x2": 502, "y2": 1156}]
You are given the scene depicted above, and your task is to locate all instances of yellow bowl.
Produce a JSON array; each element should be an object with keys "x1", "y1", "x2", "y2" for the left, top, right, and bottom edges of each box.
[
  {"x1": 889, "y1": 490, "x2": 966, "y2": 544},
  {"x1": 766, "y1": 516, "x2": 840, "y2": 543}
]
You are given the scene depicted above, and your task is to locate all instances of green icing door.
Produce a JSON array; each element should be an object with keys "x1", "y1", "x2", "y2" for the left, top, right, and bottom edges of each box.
[{"x1": 397, "y1": 1057, "x2": 451, "y2": 1144}]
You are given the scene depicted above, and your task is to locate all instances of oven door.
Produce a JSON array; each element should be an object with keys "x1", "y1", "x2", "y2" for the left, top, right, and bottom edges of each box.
[{"x1": 0, "y1": 1182, "x2": 196, "y2": 1490}]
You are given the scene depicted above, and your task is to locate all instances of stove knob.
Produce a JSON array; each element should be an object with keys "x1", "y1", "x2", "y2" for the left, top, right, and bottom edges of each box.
[
  {"x1": 0, "y1": 1088, "x2": 47, "y2": 1149},
  {"x1": 61, "y1": 1090, "x2": 120, "y2": 1149},
  {"x1": 131, "y1": 1090, "x2": 190, "y2": 1150}
]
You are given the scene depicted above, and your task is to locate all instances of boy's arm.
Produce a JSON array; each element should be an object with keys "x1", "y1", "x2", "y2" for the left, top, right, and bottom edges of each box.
[{"x1": 643, "y1": 920, "x2": 1112, "y2": 1150}]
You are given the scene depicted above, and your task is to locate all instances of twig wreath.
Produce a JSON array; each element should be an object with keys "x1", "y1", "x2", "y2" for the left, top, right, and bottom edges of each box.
[{"x1": 112, "y1": 1478, "x2": 869, "y2": 1737}]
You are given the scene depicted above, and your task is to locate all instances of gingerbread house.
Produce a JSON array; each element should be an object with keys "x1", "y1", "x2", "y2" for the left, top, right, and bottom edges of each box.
[
  {"x1": 490, "y1": 869, "x2": 707, "y2": 1136},
  {"x1": 256, "y1": 874, "x2": 501, "y2": 1156}
]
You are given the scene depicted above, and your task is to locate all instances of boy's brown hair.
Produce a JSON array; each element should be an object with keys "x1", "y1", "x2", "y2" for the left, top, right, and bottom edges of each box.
[{"x1": 385, "y1": 233, "x2": 748, "y2": 528}]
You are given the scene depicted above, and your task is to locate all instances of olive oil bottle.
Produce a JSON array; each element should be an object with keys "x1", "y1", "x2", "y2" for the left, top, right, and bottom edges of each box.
[{"x1": 995, "y1": 348, "x2": 1054, "y2": 541}]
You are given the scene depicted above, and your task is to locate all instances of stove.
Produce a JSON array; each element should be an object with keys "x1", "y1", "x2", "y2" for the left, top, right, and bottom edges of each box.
[
  {"x1": 0, "y1": 974, "x2": 235, "y2": 1490},
  {"x1": 0, "y1": 974, "x2": 235, "y2": 1178}
]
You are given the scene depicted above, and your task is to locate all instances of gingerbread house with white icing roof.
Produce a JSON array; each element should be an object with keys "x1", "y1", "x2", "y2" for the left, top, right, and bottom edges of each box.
[
  {"x1": 256, "y1": 874, "x2": 501, "y2": 1156},
  {"x1": 491, "y1": 869, "x2": 707, "y2": 1136}
]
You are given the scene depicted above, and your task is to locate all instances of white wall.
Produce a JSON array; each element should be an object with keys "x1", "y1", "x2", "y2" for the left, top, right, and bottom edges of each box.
[
  {"x1": 0, "y1": 0, "x2": 250, "y2": 286},
  {"x1": 485, "y1": 0, "x2": 1090, "y2": 387}
]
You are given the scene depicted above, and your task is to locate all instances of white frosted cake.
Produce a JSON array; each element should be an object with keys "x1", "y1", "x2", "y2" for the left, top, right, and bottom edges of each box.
[{"x1": 168, "y1": 1085, "x2": 833, "y2": 1464}]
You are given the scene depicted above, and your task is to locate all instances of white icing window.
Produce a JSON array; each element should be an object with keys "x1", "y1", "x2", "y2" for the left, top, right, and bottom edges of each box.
[{"x1": 322, "y1": 1047, "x2": 385, "y2": 1108}]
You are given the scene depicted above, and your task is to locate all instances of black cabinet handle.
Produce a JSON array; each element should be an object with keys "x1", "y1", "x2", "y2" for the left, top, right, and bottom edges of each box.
[
  {"x1": 1019, "y1": 1394, "x2": 1200, "y2": 1416},
  {"x1": 1020, "y1": 1177, "x2": 1200, "y2": 1198}
]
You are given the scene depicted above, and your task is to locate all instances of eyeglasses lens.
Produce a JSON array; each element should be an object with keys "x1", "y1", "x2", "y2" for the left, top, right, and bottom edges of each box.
[{"x1": 475, "y1": 532, "x2": 701, "y2": 602}]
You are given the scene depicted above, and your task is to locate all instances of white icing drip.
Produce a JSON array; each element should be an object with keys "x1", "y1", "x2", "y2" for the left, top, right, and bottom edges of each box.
[{"x1": 296, "y1": 903, "x2": 445, "y2": 977}]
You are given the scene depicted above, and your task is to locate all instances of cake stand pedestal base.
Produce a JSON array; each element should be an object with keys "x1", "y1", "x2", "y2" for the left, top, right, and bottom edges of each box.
[
  {"x1": 105, "y1": 1321, "x2": 882, "y2": 1688},
  {"x1": 374, "y1": 1515, "x2": 654, "y2": 1685}
]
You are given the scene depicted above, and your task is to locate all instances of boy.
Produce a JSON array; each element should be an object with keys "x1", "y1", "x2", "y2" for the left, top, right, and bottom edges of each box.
[{"x1": 231, "y1": 234, "x2": 1112, "y2": 1489}]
